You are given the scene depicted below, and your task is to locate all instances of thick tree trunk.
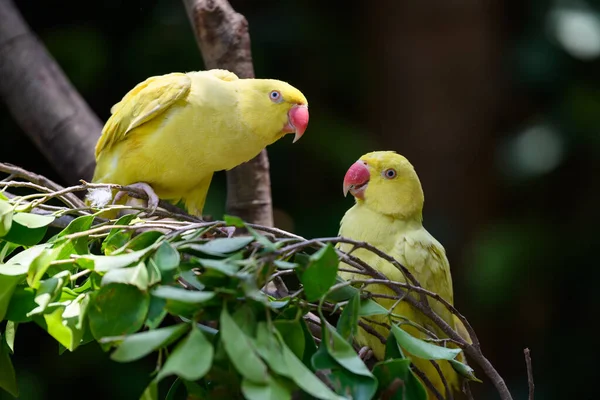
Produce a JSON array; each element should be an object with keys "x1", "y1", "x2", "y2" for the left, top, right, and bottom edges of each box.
[
  {"x1": 0, "y1": 0, "x2": 101, "y2": 183},
  {"x1": 183, "y1": 0, "x2": 274, "y2": 227}
]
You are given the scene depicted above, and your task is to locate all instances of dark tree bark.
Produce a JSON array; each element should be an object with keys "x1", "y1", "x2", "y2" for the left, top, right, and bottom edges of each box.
[
  {"x1": 183, "y1": 0, "x2": 274, "y2": 227},
  {"x1": 0, "y1": 0, "x2": 101, "y2": 183},
  {"x1": 364, "y1": 0, "x2": 504, "y2": 263}
]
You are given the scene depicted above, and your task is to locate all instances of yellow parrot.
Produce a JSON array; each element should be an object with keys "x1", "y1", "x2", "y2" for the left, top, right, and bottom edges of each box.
[
  {"x1": 89, "y1": 69, "x2": 309, "y2": 216},
  {"x1": 337, "y1": 151, "x2": 464, "y2": 399}
]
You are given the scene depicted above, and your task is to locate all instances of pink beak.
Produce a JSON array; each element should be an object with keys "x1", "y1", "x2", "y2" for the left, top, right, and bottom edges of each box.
[
  {"x1": 286, "y1": 105, "x2": 309, "y2": 143},
  {"x1": 343, "y1": 161, "x2": 370, "y2": 199}
]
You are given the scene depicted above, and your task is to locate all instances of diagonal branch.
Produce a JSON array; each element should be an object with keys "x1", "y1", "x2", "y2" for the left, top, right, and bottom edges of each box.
[
  {"x1": 0, "y1": 0, "x2": 101, "y2": 183},
  {"x1": 183, "y1": 0, "x2": 274, "y2": 227}
]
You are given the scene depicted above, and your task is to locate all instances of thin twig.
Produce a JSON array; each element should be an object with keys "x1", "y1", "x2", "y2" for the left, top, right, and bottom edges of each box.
[
  {"x1": 412, "y1": 364, "x2": 444, "y2": 400},
  {"x1": 463, "y1": 380, "x2": 475, "y2": 400},
  {"x1": 0, "y1": 162, "x2": 86, "y2": 207},
  {"x1": 358, "y1": 320, "x2": 387, "y2": 344},
  {"x1": 431, "y1": 360, "x2": 453, "y2": 400},
  {"x1": 524, "y1": 348, "x2": 534, "y2": 400}
]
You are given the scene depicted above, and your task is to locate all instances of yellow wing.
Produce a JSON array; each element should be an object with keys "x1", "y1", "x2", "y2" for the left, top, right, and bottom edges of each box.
[
  {"x1": 95, "y1": 73, "x2": 192, "y2": 158},
  {"x1": 204, "y1": 69, "x2": 239, "y2": 82},
  {"x1": 394, "y1": 233, "x2": 454, "y2": 324}
]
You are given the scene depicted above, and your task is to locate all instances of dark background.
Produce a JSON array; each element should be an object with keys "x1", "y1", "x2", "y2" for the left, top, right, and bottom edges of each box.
[{"x1": 1, "y1": 0, "x2": 598, "y2": 398}]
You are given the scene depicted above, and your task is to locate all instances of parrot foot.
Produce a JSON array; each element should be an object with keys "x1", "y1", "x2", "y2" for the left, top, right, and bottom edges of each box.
[
  {"x1": 358, "y1": 346, "x2": 373, "y2": 362},
  {"x1": 220, "y1": 226, "x2": 236, "y2": 238},
  {"x1": 114, "y1": 182, "x2": 159, "y2": 215}
]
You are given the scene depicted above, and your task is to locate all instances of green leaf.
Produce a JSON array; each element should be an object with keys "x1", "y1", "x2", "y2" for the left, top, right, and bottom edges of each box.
[
  {"x1": 152, "y1": 241, "x2": 180, "y2": 272},
  {"x1": 197, "y1": 258, "x2": 240, "y2": 276},
  {"x1": 244, "y1": 225, "x2": 277, "y2": 252},
  {"x1": 223, "y1": 214, "x2": 245, "y2": 227},
  {"x1": 373, "y1": 359, "x2": 427, "y2": 400},
  {"x1": 0, "y1": 334, "x2": 18, "y2": 397},
  {"x1": 450, "y1": 359, "x2": 482, "y2": 383},
  {"x1": 111, "y1": 323, "x2": 190, "y2": 362},
  {"x1": 254, "y1": 322, "x2": 342, "y2": 400},
  {"x1": 5, "y1": 322, "x2": 16, "y2": 353},
  {"x1": 241, "y1": 376, "x2": 293, "y2": 400},
  {"x1": 300, "y1": 319, "x2": 318, "y2": 367},
  {"x1": 336, "y1": 292, "x2": 360, "y2": 340},
  {"x1": 145, "y1": 296, "x2": 167, "y2": 329},
  {"x1": 27, "y1": 271, "x2": 70, "y2": 316},
  {"x1": 102, "y1": 262, "x2": 149, "y2": 290},
  {"x1": 299, "y1": 245, "x2": 339, "y2": 301},
  {"x1": 4, "y1": 287, "x2": 35, "y2": 323},
  {"x1": 5, "y1": 244, "x2": 48, "y2": 270},
  {"x1": 12, "y1": 212, "x2": 54, "y2": 229},
  {"x1": 0, "y1": 242, "x2": 20, "y2": 264},
  {"x1": 311, "y1": 340, "x2": 339, "y2": 371},
  {"x1": 323, "y1": 322, "x2": 373, "y2": 377},
  {"x1": 146, "y1": 259, "x2": 162, "y2": 286},
  {"x1": 178, "y1": 269, "x2": 204, "y2": 290},
  {"x1": 139, "y1": 380, "x2": 158, "y2": 400},
  {"x1": 358, "y1": 299, "x2": 389, "y2": 316},
  {"x1": 53, "y1": 214, "x2": 96, "y2": 258},
  {"x1": 76, "y1": 247, "x2": 154, "y2": 272},
  {"x1": 274, "y1": 320, "x2": 305, "y2": 360},
  {"x1": 0, "y1": 200, "x2": 13, "y2": 237},
  {"x1": 121, "y1": 231, "x2": 163, "y2": 252},
  {"x1": 0, "y1": 273, "x2": 25, "y2": 322},
  {"x1": 3, "y1": 212, "x2": 53, "y2": 246},
  {"x1": 101, "y1": 214, "x2": 135, "y2": 255},
  {"x1": 88, "y1": 283, "x2": 150, "y2": 340},
  {"x1": 182, "y1": 378, "x2": 208, "y2": 399},
  {"x1": 36, "y1": 293, "x2": 89, "y2": 351},
  {"x1": 277, "y1": 333, "x2": 343, "y2": 400},
  {"x1": 57, "y1": 214, "x2": 96, "y2": 238},
  {"x1": 187, "y1": 236, "x2": 254, "y2": 256},
  {"x1": 385, "y1": 329, "x2": 406, "y2": 360},
  {"x1": 151, "y1": 286, "x2": 215, "y2": 303},
  {"x1": 391, "y1": 324, "x2": 461, "y2": 361},
  {"x1": 157, "y1": 325, "x2": 214, "y2": 381},
  {"x1": 27, "y1": 247, "x2": 62, "y2": 288},
  {"x1": 165, "y1": 378, "x2": 182, "y2": 400},
  {"x1": 327, "y1": 368, "x2": 378, "y2": 400},
  {"x1": 273, "y1": 260, "x2": 298, "y2": 269},
  {"x1": 220, "y1": 307, "x2": 268, "y2": 383}
]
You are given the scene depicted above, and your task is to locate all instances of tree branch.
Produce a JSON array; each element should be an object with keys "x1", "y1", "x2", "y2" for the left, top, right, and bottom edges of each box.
[
  {"x1": 183, "y1": 0, "x2": 274, "y2": 227},
  {"x1": 0, "y1": 0, "x2": 101, "y2": 183},
  {"x1": 524, "y1": 348, "x2": 534, "y2": 400}
]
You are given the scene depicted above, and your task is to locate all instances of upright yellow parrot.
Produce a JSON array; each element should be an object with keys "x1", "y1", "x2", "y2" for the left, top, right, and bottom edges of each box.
[
  {"x1": 337, "y1": 151, "x2": 464, "y2": 399},
  {"x1": 90, "y1": 69, "x2": 308, "y2": 216}
]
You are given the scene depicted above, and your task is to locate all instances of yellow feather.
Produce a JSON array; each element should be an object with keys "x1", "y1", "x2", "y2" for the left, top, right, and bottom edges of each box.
[
  {"x1": 92, "y1": 69, "x2": 308, "y2": 216},
  {"x1": 338, "y1": 151, "x2": 465, "y2": 399}
]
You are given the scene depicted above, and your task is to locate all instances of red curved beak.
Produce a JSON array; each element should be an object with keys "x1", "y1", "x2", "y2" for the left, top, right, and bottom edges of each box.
[
  {"x1": 343, "y1": 161, "x2": 370, "y2": 199},
  {"x1": 286, "y1": 105, "x2": 309, "y2": 143}
]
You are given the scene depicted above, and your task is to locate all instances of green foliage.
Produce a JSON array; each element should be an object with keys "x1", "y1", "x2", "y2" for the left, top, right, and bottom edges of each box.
[{"x1": 0, "y1": 200, "x2": 471, "y2": 399}]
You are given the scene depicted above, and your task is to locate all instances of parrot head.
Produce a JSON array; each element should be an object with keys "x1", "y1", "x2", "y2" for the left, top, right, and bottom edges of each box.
[
  {"x1": 343, "y1": 151, "x2": 425, "y2": 219},
  {"x1": 238, "y1": 79, "x2": 309, "y2": 143}
]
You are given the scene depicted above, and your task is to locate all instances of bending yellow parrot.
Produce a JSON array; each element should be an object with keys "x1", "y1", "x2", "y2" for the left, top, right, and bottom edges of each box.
[
  {"x1": 338, "y1": 151, "x2": 463, "y2": 399},
  {"x1": 90, "y1": 69, "x2": 308, "y2": 216}
]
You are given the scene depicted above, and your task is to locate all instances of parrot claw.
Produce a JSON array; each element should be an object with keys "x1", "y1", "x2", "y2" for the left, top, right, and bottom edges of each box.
[
  {"x1": 220, "y1": 226, "x2": 236, "y2": 238},
  {"x1": 114, "y1": 182, "x2": 160, "y2": 215},
  {"x1": 358, "y1": 346, "x2": 373, "y2": 362}
]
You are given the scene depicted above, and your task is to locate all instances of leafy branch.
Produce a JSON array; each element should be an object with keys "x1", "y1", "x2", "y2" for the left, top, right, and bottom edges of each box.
[{"x1": 0, "y1": 166, "x2": 530, "y2": 400}]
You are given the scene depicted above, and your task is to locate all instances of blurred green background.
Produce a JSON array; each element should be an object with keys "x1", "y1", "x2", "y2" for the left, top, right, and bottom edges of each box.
[{"x1": 1, "y1": 0, "x2": 599, "y2": 398}]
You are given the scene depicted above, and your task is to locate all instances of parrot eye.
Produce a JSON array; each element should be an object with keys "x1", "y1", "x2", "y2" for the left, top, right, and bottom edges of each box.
[
  {"x1": 383, "y1": 168, "x2": 397, "y2": 179},
  {"x1": 269, "y1": 90, "x2": 282, "y2": 102}
]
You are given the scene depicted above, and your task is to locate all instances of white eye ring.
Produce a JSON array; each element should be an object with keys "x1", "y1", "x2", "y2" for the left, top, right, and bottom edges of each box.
[
  {"x1": 269, "y1": 90, "x2": 282, "y2": 102},
  {"x1": 383, "y1": 168, "x2": 397, "y2": 179}
]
